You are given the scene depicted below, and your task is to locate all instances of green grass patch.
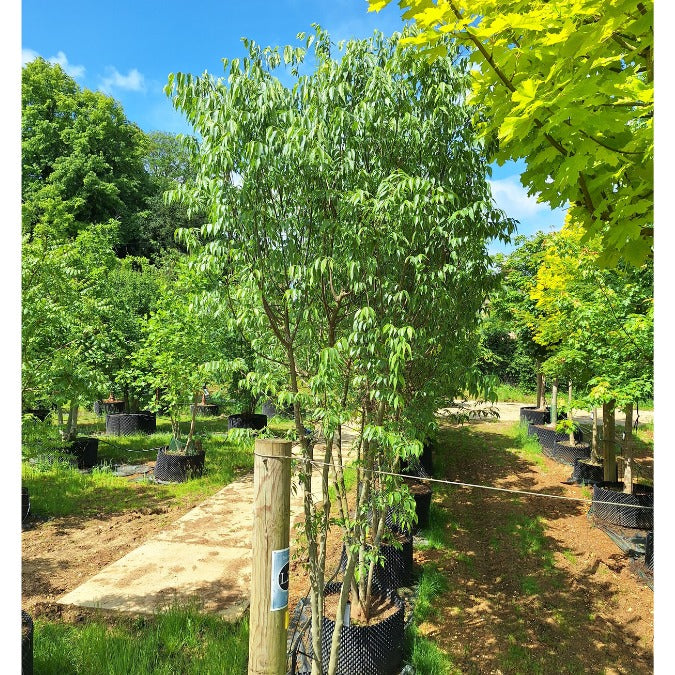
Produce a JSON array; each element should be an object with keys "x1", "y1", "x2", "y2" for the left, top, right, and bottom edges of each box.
[
  {"x1": 22, "y1": 426, "x2": 255, "y2": 518},
  {"x1": 512, "y1": 422, "x2": 547, "y2": 470},
  {"x1": 34, "y1": 607, "x2": 249, "y2": 674},
  {"x1": 495, "y1": 383, "x2": 537, "y2": 403}
]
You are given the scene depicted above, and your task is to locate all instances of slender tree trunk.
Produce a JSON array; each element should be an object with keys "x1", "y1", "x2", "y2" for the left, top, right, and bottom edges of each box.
[
  {"x1": 66, "y1": 401, "x2": 79, "y2": 441},
  {"x1": 541, "y1": 375, "x2": 547, "y2": 407},
  {"x1": 550, "y1": 377, "x2": 558, "y2": 426},
  {"x1": 536, "y1": 368, "x2": 543, "y2": 409},
  {"x1": 567, "y1": 381, "x2": 574, "y2": 444},
  {"x1": 591, "y1": 408, "x2": 600, "y2": 463},
  {"x1": 123, "y1": 386, "x2": 129, "y2": 413},
  {"x1": 623, "y1": 403, "x2": 634, "y2": 494},
  {"x1": 57, "y1": 406, "x2": 64, "y2": 428},
  {"x1": 602, "y1": 400, "x2": 617, "y2": 482}
]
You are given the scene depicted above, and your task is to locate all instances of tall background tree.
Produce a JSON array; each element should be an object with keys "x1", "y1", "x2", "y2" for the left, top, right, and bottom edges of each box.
[
  {"x1": 369, "y1": 0, "x2": 653, "y2": 267},
  {"x1": 22, "y1": 58, "x2": 149, "y2": 249}
]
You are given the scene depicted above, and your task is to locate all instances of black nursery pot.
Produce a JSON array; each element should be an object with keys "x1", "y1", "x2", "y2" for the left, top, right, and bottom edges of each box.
[
  {"x1": 227, "y1": 413, "x2": 267, "y2": 431},
  {"x1": 22, "y1": 610, "x2": 33, "y2": 675},
  {"x1": 190, "y1": 403, "x2": 220, "y2": 416},
  {"x1": 591, "y1": 481, "x2": 654, "y2": 529},
  {"x1": 340, "y1": 532, "x2": 413, "y2": 593},
  {"x1": 154, "y1": 446, "x2": 206, "y2": 483},
  {"x1": 67, "y1": 437, "x2": 99, "y2": 468},
  {"x1": 319, "y1": 582, "x2": 405, "y2": 675},
  {"x1": 22, "y1": 487, "x2": 30, "y2": 523},
  {"x1": 645, "y1": 531, "x2": 654, "y2": 571},
  {"x1": 527, "y1": 423, "x2": 583, "y2": 452},
  {"x1": 106, "y1": 411, "x2": 156, "y2": 436},
  {"x1": 519, "y1": 406, "x2": 549, "y2": 425},
  {"x1": 23, "y1": 408, "x2": 50, "y2": 422},
  {"x1": 404, "y1": 479, "x2": 432, "y2": 532},
  {"x1": 569, "y1": 458, "x2": 604, "y2": 485},
  {"x1": 551, "y1": 440, "x2": 591, "y2": 466},
  {"x1": 520, "y1": 406, "x2": 566, "y2": 426}
]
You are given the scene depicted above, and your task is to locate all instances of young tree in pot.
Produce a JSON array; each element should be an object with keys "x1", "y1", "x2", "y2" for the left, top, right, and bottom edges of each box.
[
  {"x1": 131, "y1": 262, "x2": 230, "y2": 461},
  {"x1": 529, "y1": 220, "x2": 653, "y2": 490},
  {"x1": 22, "y1": 219, "x2": 124, "y2": 451},
  {"x1": 167, "y1": 26, "x2": 514, "y2": 675}
]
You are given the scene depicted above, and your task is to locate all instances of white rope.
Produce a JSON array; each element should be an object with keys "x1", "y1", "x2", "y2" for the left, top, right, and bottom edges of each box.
[{"x1": 252, "y1": 452, "x2": 653, "y2": 510}]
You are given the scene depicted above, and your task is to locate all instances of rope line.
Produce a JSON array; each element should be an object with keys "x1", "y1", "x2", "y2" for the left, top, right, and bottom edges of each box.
[{"x1": 252, "y1": 452, "x2": 653, "y2": 510}]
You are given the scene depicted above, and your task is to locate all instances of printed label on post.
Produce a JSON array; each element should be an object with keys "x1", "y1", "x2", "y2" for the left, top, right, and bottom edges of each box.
[{"x1": 270, "y1": 547, "x2": 289, "y2": 611}]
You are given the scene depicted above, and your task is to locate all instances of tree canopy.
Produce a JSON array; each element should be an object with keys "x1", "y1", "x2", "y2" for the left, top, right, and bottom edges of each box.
[
  {"x1": 22, "y1": 57, "x2": 150, "y2": 246},
  {"x1": 369, "y1": 0, "x2": 654, "y2": 267},
  {"x1": 166, "y1": 26, "x2": 514, "y2": 673}
]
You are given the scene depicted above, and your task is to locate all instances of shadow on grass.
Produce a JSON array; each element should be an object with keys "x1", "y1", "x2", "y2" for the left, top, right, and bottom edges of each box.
[
  {"x1": 22, "y1": 429, "x2": 257, "y2": 522},
  {"x1": 417, "y1": 420, "x2": 652, "y2": 674}
]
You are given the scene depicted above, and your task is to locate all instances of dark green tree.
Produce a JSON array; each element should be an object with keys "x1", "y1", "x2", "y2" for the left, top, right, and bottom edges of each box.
[{"x1": 22, "y1": 57, "x2": 149, "y2": 248}]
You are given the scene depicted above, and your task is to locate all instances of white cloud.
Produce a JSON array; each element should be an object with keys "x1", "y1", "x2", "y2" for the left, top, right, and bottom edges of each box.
[
  {"x1": 21, "y1": 48, "x2": 39, "y2": 66},
  {"x1": 21, "y1": 48, "x2": 85, "y2": 78},
  {"x1": 99, "y1": 67, "x2": 146, "y2": 94},
  {"x1": 48, "y1": 50, "x2": 85, "y2": 78},
  {"x1": 488, "y1": 176, "x2": 553, "y2": 219}
]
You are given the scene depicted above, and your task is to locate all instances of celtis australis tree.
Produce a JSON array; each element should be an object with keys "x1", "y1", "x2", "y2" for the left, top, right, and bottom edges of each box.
[{"x1": 166, "y1": 27, "x2": 513, "y2": 674}]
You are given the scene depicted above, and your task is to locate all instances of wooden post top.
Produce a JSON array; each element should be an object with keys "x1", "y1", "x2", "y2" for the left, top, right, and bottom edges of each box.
[{"x1": 254, "y1": 438, "x2": 292, "y2": 456}]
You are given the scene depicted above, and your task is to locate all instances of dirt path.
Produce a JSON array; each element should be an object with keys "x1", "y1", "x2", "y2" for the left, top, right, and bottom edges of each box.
[{"x1": 418, "y1": 419, "x2": 653, "y2": 674}]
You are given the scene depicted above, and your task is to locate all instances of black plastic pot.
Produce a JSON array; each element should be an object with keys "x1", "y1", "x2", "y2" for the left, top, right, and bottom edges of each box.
[
  {"x1": 421, "y1": 441, "x2": 434, "y2": 476},
  {"x1": 22, "y1": 610, "x2": 33, "y2": 675},
  {"x1": 106, "y1": 411, "x2": 156, "y2": 436},
  {"x1": 227, "y1": 413, "x2": 267, "y2": 431},
  {"x1": 23, "y1": 408, "x2": 51, "y2": 422},
  {"x1": 67, "y1": 437, "x2": 99, "y2": 468},
  {"x1": 591, "y1": 482, "x2": 654, "y2": 530},
  {"x1": 520, "y1": 406, "x2": 566, "y2": 425},
  {"x1": 551, "y1": 440, "x2": 591, "y2": 466},
  {"x1": 519, "y1": 406, "x2": 549, "y2": 425},
  {"x1": 190, "y1": 403, "x2": 220, "y2": 416},
  {"x1": 154, "y1": 446, "x2": 206, "y2": 483},
  {"x1": 94, "y1": 400, "x2": 125, "y2": 415},
  {"x1": 319, "y1": 582, "x2": 405, "y2": 675},
  {"x1": 261, "y1": 399, "x2": 294, "y2": 418},
  {"x1": 340, "y1": 531, "x2": 413, "y2": 593},
  {"x1": 527, "y1": 423, "x2": 583, "y2": 451},
  {"x1": 404, "y1": 478, "x2": 432, "y2": 531},
  {"x1": 22, "y1": 487, "x2": 30, "y2": 523},
  {"x1": 569, "y1": 458, "x2": 604, "y2": 485},
  {"x1": 645, "y1": 531, "x2": 654, "y2": 571}
]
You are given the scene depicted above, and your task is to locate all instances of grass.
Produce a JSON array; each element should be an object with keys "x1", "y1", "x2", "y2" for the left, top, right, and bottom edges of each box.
[
  {"x1": 404, "y1": 563, "x2": 459, "y2": 675},
  {"x1": 22, "y1": 412, "x2": 296, "y2": 519},
  {"x1": 495, "y1": 383, "x2": 537, "y2": 403},
  {"x1": 33, "y1": 606, "x2": 249, "y2": 674}
]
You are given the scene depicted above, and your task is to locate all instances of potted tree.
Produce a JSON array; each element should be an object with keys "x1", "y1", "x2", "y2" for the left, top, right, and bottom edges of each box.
[{"x1": 132, "y1": 265, "x2": 233, "y2": 482}]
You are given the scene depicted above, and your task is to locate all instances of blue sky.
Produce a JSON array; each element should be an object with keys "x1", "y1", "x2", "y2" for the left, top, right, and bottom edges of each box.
[{"x1": 21, "y1": 0, "x2": 566, "y2": 252}]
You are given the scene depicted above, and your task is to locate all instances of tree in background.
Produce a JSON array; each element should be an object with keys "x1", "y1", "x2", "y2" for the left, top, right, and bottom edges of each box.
[
  {"x1": 369, "y1": 0, "x2": 653, "y2": 267},
  {"x1": 22, "y1": 58, "x2": 149, "y2": 250},
  {"x1": 478, "y1": 233, "x2": 550, "y2": 404},
  {"x1": 128, "y1": 131, "x2": 205, "y2": 261},
  {"x1": 22, "y1": 220, "x2": 121, "y2": 439},
  {"x1": 530, "y1": 220, "x2": 653, "y2": 488}
]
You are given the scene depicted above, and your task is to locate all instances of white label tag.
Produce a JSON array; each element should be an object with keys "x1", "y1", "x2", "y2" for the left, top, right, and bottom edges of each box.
[{"x1": 270, "y1": 547, "x2": 289, "y2": 611}]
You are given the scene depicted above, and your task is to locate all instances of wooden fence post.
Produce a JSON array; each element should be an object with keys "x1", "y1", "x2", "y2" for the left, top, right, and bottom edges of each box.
[{"x1": 248, "y1": 438, "x2": 292, "y2": 675}]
